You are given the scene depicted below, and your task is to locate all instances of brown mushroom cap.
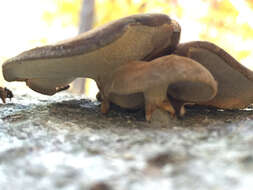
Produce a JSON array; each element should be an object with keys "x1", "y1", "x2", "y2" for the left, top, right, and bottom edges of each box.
[
  {"x1": 174, "y1": 41, "x2": 253, "y2": 109},
  {"x1": 2, "y1": 13, "x2": 181, "y2": 95},
  {"x1": 105, "y1": 55, "x2": 217, "y2": 105}
]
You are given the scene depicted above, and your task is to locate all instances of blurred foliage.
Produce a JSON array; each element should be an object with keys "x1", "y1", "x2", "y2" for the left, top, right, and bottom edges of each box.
[
  {"x1": 41, "y1": 0, "x2": 253, "y2": 65},
  {"x1": 95, "y1": 0, "x2": 182, "y2": 26},
  {"x1": 42, "y1": 0, "x2": 82, "y2": 27},
  {"x1": 199, "y1": 0, "x2": 253, "y2": 61},
  {"x1": 41, "y1": 0, "x2": 182, "y2": 27},
  {"x1": 246, "y1": 0, "x2": 253, "y2": 9}
]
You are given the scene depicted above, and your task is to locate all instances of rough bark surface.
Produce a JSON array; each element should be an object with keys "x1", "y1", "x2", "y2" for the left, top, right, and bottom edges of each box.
[{"x1": 0, "y1": 85, "x2": 253, "y2": 190}]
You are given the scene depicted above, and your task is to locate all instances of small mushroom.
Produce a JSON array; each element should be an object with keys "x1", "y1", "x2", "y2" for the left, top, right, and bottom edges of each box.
[
  {"x1": 2, "y1": 13, "x2": 181, "y2": 96},
  {"x1": 174, "y1": 41, "x2": 253, "y2": 109},
  {"x1": 101, "y1": 55, "x2": 217, "y2": 121},
  {"x1": 0, "y1": 87, "x2": 13, "y2": 103}
]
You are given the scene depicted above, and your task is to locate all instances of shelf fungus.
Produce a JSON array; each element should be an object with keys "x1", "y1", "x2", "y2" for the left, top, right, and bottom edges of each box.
[
  {"x1": 0, "y1": 87, "x2": 13, "y2": 103},
  {"x1": 100, "y1": 55, "x2": 217, "y2": 121},
  {"x1": 2, "y1": 13, "x2": 181, "y2": 96},
  {"x1": 174, "y1": 41, "x2": 253, "y2": 109}
]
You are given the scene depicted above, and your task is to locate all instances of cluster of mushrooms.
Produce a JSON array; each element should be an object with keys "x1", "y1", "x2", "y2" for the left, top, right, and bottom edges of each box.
[{"x1": 2, "y1": 13, "x2": 253, "y2": 121}]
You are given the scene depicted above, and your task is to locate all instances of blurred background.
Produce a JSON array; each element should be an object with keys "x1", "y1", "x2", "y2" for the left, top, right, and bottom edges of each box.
[{"x1": 0, "y1": 0, "x2": 253, "y2": 99}]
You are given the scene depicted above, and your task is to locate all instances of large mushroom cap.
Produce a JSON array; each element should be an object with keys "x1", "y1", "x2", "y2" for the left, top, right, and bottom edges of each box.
[
  {"x1": 174, "y1": 41, "x2": 253, "y2": 109},
  {"x1": 106, "y1": 54, "x2": 217, "y2": 103},
  {"x1": 103, "y1": 54, "x2": 217, "y2": 120},
  {"x1": 2, "y1": 13, "x2": 181, "y2": 95}
]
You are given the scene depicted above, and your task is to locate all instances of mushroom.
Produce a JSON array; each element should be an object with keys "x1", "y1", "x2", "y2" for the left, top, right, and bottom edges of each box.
[
  {"x1": 2, "y1": 13, "x2": 181, "y2": 96},
  {"x1": 0, "y1": 87, "x2": 13, "y2": 103},
  {"x1": 174, "y1": 41, "x2": 253, "y2": 109},
  {"x1": 101, "y1": 55, "x2": 217, "y2": 121}
]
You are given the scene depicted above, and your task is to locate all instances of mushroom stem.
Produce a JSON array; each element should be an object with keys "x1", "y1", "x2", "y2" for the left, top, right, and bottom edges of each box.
[
  {"x1": 101, "y1": 99, "x2": 110, "y2": 114},
  {"x1": 144, "y1": 85, "x2": 175, "y2": 121},
  {"x1": 168, "y1": 96, "x2": 186, "y2": 117},
  {"x1": 157, "y1": 100, "x2": 176, "y2": 116}
]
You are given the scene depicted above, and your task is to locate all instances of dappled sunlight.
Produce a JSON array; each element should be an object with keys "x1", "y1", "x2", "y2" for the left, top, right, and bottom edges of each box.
[{"x1": 85, "y1": 79, "x2": 99, "y2": 100}]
